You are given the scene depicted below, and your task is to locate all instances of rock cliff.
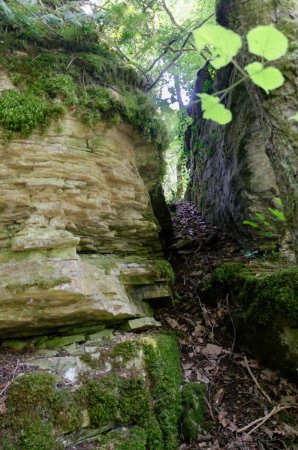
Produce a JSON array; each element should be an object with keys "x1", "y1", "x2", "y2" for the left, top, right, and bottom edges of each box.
[
  {"x1": 186, "y1": 0, "x2": 298, "y2": 259},
  {"x1": 0, "y1": 53, "x2": 172, "y2": 337}
]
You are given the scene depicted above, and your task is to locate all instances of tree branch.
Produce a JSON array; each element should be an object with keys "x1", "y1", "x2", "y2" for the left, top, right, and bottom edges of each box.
[
  {"x1": 146, "y1": 12, "x2": 214, "y2": 91},
  {"x1": 161, "y1": 0, "x2": 181, "y2": 29}
]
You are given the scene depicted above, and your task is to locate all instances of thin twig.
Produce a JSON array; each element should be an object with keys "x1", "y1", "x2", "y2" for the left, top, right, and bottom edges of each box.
[
  {"x1": 66, "y1": 55, "x2": 78, "y2": 69},
  {"x1": 243, "y1": 356, "x2": 272, "y2": 404},
  {"x1": 206, "y1": 399, "x2": 216, "y2": 421},
  {"x1": 0, "y1": 359, "x2": 20, "y2": 397},
  {"x1": 146, "y1": 12, "x2": 214, "y2": 91},
  {"x1": 237, "y1": 405, "x2": 294, "y2": 435},
  {"x1": 226, "y1": 294, "x2": 236, "y2": 354},
  {"x1": 161, "y1": 0, "x2": 181, "y2": 29}
]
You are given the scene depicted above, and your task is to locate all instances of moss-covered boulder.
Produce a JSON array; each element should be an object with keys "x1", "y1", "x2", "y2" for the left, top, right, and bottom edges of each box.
[
  {"x1": 181, "y1": 383, "x2": 206, "y2": 442},
  {"x1": 0, "y1": 333, "x2": 182, "y2": 450},
  {"x1": 204, "y1": 262, "x2": 298, "y2": 379}
]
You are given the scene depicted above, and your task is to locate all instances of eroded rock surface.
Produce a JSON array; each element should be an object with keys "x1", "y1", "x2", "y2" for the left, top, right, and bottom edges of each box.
[
  {"x1": 0, "y1": 107, "x2": 172, "y2": 337},
  {"x1": 186, "y1": 0, "x2": 298, "y2": 258}
]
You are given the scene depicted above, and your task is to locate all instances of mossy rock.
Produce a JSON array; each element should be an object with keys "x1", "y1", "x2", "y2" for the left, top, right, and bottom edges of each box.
[
  {"x1": 204, "y1": 262, "x2": 298, "y2": 379},
  {"x1": 181, "y1": 382, "x2": 206, "y2": 442},
  {"x1": 0, "y1": 49, "x2": 168, "y2": 153},
  {"x1": 0, "y1": 334, "x2": 182, "y2": 450}
]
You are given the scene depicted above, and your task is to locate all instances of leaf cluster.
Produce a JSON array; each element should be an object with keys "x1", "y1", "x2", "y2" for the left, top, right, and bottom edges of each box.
[{"x1": 194, "y1": 24, "x2": 290, "y2": 125}]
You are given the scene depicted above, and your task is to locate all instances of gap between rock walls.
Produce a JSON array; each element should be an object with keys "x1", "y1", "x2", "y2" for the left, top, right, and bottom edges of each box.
[{"x1": 156, "y1": 201, "x2": 298, "y2": 450}]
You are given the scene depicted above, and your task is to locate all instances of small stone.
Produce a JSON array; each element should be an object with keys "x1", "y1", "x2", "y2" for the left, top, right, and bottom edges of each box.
[
  {"x1": 122, "y1": 317, "x2": 161, "y2": 331},
  {"x1": 45, "y1": 335, "x2": 86, "y2": 349},
  {"x1": 63, "y1": 343, "x2": 77, "y2": 353},
  {"x1": 1, "y1": 339, "x2": 30, "y2": 350},
  {"x1": 87, "y1": 329, "x2": 114, "y2": 340}
]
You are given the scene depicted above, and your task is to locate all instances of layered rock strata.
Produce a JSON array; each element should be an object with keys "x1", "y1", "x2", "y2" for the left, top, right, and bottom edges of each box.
[{"x1": 0, "y1": 74, "x2": 172, "y2": 338}]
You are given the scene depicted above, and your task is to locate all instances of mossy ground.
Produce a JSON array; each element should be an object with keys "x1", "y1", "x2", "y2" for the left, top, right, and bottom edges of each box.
[
  {"x1": 181, "y1": 383, "x2": 206, "y2": 442},
  {"x1": 0, "y1": 334, "x2": 182, "y2": 450},
  {"x1": 204, "y1": 262, "x2": 298, "y2": 377}
]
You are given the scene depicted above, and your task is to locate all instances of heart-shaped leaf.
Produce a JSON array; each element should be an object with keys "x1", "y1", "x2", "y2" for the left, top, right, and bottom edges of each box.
[
  {"x1": 245, "y1": 62, "x2": 284, "y2": 93},
  {"x1": 194, "y1": 25, "x2": 242, "y2": 69},
  {"x1": 198, "y1": 94, "x2": 232, "y2": 125},
  {"x1": 247, "y1": 25, "x2": 288, "y2": 61}
]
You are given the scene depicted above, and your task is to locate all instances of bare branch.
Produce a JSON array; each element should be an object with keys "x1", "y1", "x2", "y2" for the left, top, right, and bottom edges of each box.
[
  {"x1": 145, "y1": 37, "x2": 178, "y2": 73},
  {"x1": 146, "y1": 12, "x2": 214, "y2": 91},
  {"x1": 161, "y1": 0, "x2": 181, "y2": 29}
]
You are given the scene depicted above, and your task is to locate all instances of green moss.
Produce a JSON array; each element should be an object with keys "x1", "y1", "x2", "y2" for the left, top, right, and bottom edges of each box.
[
  {"x1": 0, "y1": 90, "x2": 64, "y2": 137},
  {"x1": 210, "y1": 262, "x2": 298, "y2": 324},
  {"x1": 7, "y1": 277, "x2": 71, "y2": 292},
  {"x1": 84, "y1": 375, "x2": 119, "y2": 428},
  {"x1": 2, "y1": 420, "x2": 56, "y2": 450},
  {"x1": 0, "y1": 48, "x2": 168, "y2": 152},
  {"x1": 111, "y1": 341, "x2": 141, "y2": 364},
  {"x1": 1, "y1": 372, "x2": 81, "y2": 450},
  {"x1": 204, "y1": 262, "x2": 298, "y2": 376},
  {"x1": 181, "y1": 383, "x2": 206, "y2": 441},
  {"x1": 100, "y1": 427, "x2": 147, "y2": 450},
  {"x1": 143, "y1": 334, "x2": 182, "y2": 450},
  {"x1": 154, "y1": 260, "x2": 175, "y2": 284},
  {"x1": 0, "y1": 335, "x2": 182, "y2": 450}
]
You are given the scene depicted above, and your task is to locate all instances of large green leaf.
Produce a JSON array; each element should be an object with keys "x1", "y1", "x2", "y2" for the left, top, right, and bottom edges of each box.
[
  {"x1": 198, "y1": 94, "x2": 232, "y2": 125},
  {"x1": 289, "y1": 112, "x2": 298, "y2": 122},
  {"x1": 247, "y1": 25, "x2": 288, "y2": 61},
  {"x1": 245, "y1": 62, "x2": 284, "y2": 94},
  {"x1": 193, "y1": 25, "x2": 242, "y2": 69}
]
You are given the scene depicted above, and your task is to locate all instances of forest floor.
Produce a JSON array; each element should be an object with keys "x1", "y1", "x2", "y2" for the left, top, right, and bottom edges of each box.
[{"x1": 158, "y1": 201, "x2": 298, "y2": 450}]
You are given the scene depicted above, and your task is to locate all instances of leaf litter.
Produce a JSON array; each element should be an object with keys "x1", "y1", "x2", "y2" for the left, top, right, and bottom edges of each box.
[{"x1": 157, "y1": 202, "x2": 298, "y2": 450}]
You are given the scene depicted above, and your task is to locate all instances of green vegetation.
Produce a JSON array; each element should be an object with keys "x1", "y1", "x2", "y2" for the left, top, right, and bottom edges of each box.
[
  {"x1": 0, "y1": 334, "x2": 182, "y2": 450},
  {"x1": 7, "y1": 276, "x2": 71, "y2": 292},
  {"x1": 194, "y1": 24, "x2": 290, "y2": 124},
  {"x1": 99, "y1": 427, "x2": 148, "y2": 450},
  {"x1": 204, "y1": 262, "x2": 298, "y2": 376},
  {"x1": 0, "y1": 372, "x2": 80, "y2": 450},
  {"x1": 0, "y1": 51, "x2": 167, "y2": 151},
  {"x1": 154, "y1": 259, "x2": 175, "y2": 284},
  {"x1": 143, "y1": 333, "x2": 182, "y2": 450},
  {"x1": 181, "y1": 383, "x2": 206, "y2": 441}
]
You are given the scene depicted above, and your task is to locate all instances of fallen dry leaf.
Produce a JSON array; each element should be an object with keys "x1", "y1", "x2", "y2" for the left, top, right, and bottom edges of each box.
[
  {"x1": 202, "y1": 343, "x2": 222, "y2": 357},
  {"x1": 196, "y1": 370, "x2": 209, "y2": 384},
  {"x1": 182, "y1": 362, "x2": 193, "y2": 370},
  {"x1": 165, "y1": 317, "x2": 180, "y2": 329},
  {"x1": 213, "y1": 388, "x2": 225, "y2": 405},
  {"x1": 193, "y1": 324, "x2": 205, "y2": 336}
]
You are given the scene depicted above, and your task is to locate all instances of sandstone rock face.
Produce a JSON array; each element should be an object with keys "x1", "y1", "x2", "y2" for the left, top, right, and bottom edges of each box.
[{"x1": 0, "y1": 88, "x2": 172, "y2": 337}]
